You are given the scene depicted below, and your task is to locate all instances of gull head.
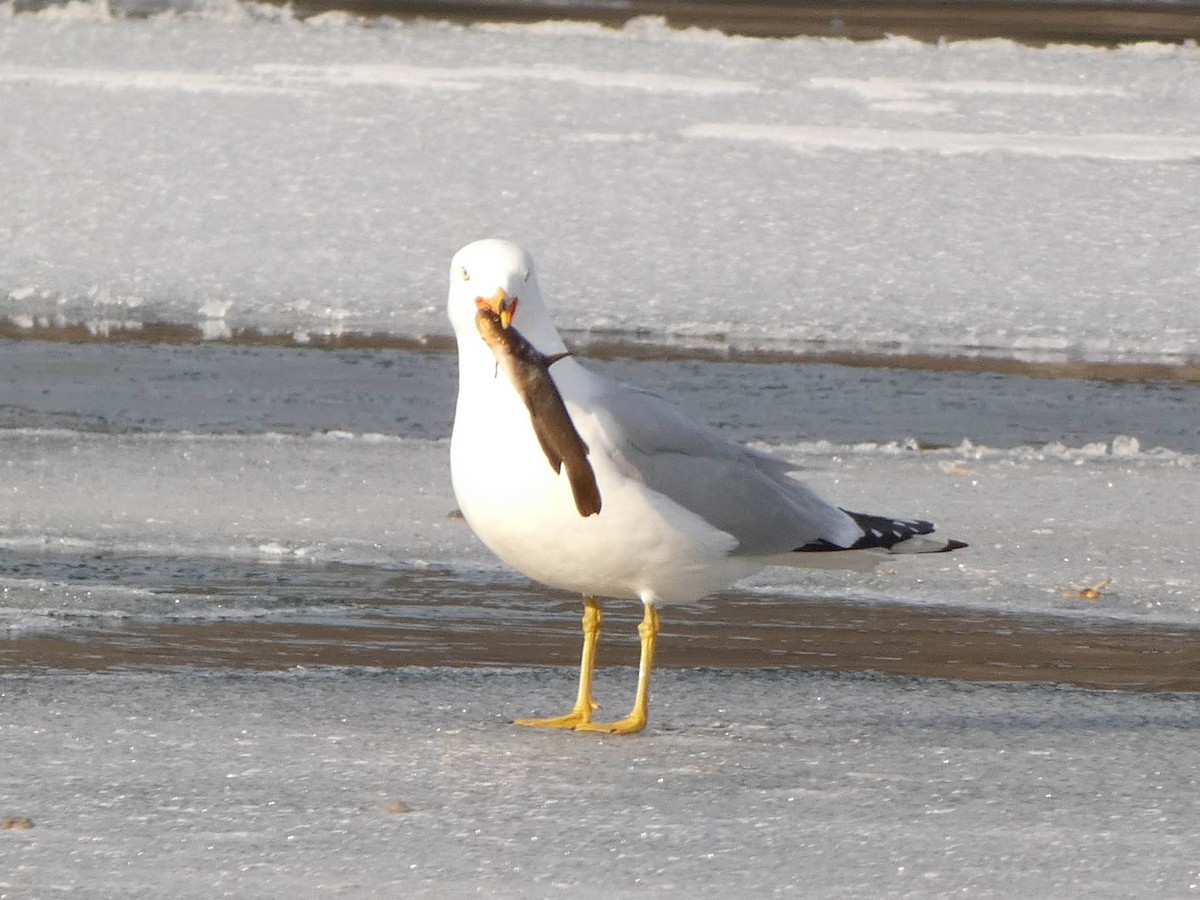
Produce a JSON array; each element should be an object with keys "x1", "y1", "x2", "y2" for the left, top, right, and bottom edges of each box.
[{"x1": 447, "y1": 239, "x2": 567, "y2": 358}]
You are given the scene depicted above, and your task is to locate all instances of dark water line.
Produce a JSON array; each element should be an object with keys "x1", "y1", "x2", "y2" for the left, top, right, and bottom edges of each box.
[
  {"x1": 13, "y1": 0, "x2": 1200, "y2": 46},
  {"x1": 4, "y1": 320, "x2": 1200, "y2": 385},
  {"x1": 3, "y1": 337, "x2": 1199, "y2": 451}
]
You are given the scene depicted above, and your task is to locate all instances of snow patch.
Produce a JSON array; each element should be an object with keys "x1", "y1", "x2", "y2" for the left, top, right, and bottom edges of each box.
[{"x1": 684, "y1": 122, "x2": 1200, "y2": 162}]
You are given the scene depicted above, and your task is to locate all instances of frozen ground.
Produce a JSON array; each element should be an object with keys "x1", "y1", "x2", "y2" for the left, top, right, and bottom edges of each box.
[
  {"x1": 4, "y1": 668, "x2": 1200, "y2": 899},
  {"x1": 2, "y1": 3, "x2": 1200, "y2": 364}
]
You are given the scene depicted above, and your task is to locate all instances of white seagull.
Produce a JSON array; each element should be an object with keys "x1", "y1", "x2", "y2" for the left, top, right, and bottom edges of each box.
[{"x1": 448, "y1": 239, "x2": 966, "y2": 734}]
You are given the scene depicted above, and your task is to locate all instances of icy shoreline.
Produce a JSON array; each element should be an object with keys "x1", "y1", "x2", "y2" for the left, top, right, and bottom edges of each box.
[
  {"x1": 10, "y1": 0, "x2": 1200, "y2": 45},
  {"x1": 1, "y1": 339, "x2": 1198, "y2": 630},
  {"x1": 3, "y1": 11, "x2": 1199, "y2": 367},
  {"x1": 2, "y1": 423, "x2": 1197, "y2": 627}
]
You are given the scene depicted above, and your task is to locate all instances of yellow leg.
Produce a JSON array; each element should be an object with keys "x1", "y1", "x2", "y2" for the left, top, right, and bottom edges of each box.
[
  {"x1": 514, "y1": 596, "x2": 602, "y2": 729},
  {"x1": 576, "y1": 603, "x2": 659, "y2": 736}
]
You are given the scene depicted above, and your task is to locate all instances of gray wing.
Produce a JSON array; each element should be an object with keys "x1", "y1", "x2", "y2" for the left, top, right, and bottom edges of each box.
[{"x1": 586, "y1": 379, "x2": 862, "y2": 556}]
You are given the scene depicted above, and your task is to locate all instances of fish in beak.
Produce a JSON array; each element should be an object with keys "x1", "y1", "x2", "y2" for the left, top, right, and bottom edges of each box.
[{"x1": 475, "y1": 288, "x2": 518, "y2": 328}]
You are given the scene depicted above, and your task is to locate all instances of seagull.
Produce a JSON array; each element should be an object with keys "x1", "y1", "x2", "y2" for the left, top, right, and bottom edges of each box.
[{"x1": 447, "y1": 239, "x2": 966, "y2": 734}]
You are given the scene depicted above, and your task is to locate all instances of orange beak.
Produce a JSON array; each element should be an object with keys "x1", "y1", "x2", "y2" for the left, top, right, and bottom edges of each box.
[{"x1": 474, "y1": 288, "x2": 518, "y2": 328}]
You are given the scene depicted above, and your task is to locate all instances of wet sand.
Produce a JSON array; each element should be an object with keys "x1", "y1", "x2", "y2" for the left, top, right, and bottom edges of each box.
[
  {"x1": 265, "y1": 0, "x2": 1200, "y2": 46},
  {"x1": 5, "y1": 582, "x2": 1199, "y2": 692}
]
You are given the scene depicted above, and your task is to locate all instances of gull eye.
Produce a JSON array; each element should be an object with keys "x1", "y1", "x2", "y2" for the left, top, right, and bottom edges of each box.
[{"x1": 460, "y1": 266, "x2": 470, "y2": 281}]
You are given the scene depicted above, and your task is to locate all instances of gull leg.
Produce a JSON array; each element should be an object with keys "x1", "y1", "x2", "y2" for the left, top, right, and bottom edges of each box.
[
  {"x1": 576, "y1": 603, "x2": 659, "y2": 736},
  {"x1": 514, "y1": 596, "x2": 602, "y2": 729}
]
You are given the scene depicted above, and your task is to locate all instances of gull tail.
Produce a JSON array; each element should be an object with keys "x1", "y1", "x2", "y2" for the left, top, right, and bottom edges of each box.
[{"x1": 796, "y1": 510, "x2": 967, "y2": 555}]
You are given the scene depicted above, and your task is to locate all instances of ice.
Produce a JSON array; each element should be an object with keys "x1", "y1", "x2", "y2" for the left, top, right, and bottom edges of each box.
[
  {"x1": 1, "y1": 7, "x2": 1199, "y2": 363},
  {"x1": 754, "y1": 437, "x2": 1200, "y2": 623},
  {"x1": 254, "y1": 61, "x2": 759, "y2": 94},
  {"x1": 0, "y1": 428, "x2": 471, "y2": 569},
  {"x1": 3, "y1": 667, "x2": 1200, "y2": 899},
  {"x1": 0, "y1": 338, "x2": 1198, "y2": 629},
  {"x1": 810, "y1": 75, "x2": 1134, "y2": 102},
  {"x1": 684, "y1": 122, "x2": 1200, "y2": 162}
]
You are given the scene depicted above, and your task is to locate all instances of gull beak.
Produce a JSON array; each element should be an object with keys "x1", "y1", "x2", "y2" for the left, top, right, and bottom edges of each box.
[{"x1": 475, "y1": 288, "x2": 518, "y2": 328}]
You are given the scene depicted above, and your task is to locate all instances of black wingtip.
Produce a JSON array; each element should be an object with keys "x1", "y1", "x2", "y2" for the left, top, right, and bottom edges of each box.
[
  {"x1": 795, "y1": 512, "x2": 966, "y2": 554},
  {"x1": 841, "y1": 510, "x2": 936, "y2": 551}
]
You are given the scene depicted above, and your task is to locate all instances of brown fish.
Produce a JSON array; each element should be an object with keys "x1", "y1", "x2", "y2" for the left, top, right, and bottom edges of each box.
[{"x1": 475, "y1": 305, "x2": 602, "y2": 517}]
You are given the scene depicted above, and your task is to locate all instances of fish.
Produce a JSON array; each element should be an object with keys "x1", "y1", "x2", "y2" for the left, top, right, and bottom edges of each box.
[{"x1": 474, "y1": 305, "x2": 603, "y2": 518}]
